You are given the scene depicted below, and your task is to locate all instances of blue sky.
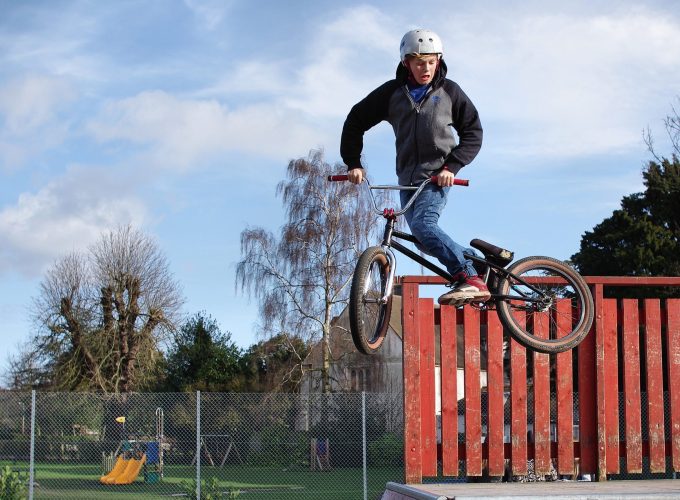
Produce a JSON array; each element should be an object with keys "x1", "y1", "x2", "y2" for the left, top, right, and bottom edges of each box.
[{"x1": 1, "y1": 0, "x2": 679, "y2": 377}]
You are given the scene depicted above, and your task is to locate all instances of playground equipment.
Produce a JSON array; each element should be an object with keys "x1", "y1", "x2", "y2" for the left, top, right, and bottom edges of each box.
[
  {"x1": 99, "y1": 449, "x2": 146, "y2": 485},
  {"x1": 144, "y1": 407, "x2": 164, "y2": 483},
  {"x1": 310, "y1": 437, "x2": 331, "y2": 471},
  {"x1": 99, "y1": 455, "x2": 129, "y2": 483},
  {"x1": 114, "y1": 454, "x2": 146, "y2": 484},
  {"x1": 191, "y1": 434, "x2": 243, "y2": 467},
  {"x1": 99, "y1": 407, "x2": 165, "y2": 485},
  {"x1": 144, "y1": 441, "x2": 161, "y2": 483}
]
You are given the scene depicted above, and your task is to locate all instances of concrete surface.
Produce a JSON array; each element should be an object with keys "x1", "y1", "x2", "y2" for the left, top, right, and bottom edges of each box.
[{"x1": 382, "y1": 479, "x2": 680, "y2": 500}]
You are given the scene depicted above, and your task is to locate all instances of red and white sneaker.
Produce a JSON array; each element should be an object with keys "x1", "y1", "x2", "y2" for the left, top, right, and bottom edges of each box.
[{"x1": 438, "y1": 274, "x2": 491, "y2": 306}]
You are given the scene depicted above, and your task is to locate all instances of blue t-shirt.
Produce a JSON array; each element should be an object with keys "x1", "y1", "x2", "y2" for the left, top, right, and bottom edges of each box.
[{"x1": 408, "y1": 83, "x2": 430, "y2": 103}]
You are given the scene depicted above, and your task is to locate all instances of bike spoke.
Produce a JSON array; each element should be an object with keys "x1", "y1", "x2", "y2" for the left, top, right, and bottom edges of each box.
[{"x1": 504, "y1": 266, "x2": 584, "y2": 342}]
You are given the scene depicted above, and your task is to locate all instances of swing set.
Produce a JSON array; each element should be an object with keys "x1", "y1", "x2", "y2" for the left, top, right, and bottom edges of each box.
[{"x1": 191, "y1": 434, "x2": 243, "y2": 467}]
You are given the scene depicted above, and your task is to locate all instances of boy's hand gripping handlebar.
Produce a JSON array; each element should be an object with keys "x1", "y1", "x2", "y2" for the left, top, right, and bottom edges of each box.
[
  {"x1": 328, "y1": 174, "x2": 469, "y2": 218},
  {"x1": 327, "y1": 174, "x2": 469, "y2": 186}
]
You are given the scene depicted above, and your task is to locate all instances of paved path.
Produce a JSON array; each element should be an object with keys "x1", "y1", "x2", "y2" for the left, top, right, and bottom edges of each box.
[{"x1": 383, "y1": 479, "x2": 680, "y2": 500}]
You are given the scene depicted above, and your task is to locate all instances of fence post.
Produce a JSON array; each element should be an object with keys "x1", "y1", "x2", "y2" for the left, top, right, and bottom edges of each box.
[
  {"x1": 29, "y1": 390, "x2": 36, "y2": 500},
  {"x1": 402, "y1": 279, "x2": 422, "y2": 484},
  {"x1": 362, "y1": 391, "x2": 367, "y2": 500},
  {"x1": 196, "y1": 390, "x2": 201, "y2": 499}
]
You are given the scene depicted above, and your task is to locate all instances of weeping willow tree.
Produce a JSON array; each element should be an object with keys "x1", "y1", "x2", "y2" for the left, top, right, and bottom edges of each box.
[
  {"x1": 236, "y1": 150, "x2": 385, "y2": 393},
  {"x1": 10, "y1": 225, "x2": 183, "y2": 392}
]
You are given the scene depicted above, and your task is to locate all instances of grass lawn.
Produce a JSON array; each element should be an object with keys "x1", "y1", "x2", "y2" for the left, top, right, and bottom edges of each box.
[{"x1": 2, "y1": 461, "x2": 402, "y2": 499}]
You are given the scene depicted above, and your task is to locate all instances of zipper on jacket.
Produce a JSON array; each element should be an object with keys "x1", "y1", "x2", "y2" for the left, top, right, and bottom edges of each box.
[{"x1": 403, "y1": 86, "x2": 432, "y2": 185}]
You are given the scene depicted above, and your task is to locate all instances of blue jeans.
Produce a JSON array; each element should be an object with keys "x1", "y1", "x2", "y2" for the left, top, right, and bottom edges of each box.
[{"x1": 400, "y1": 184, "x2": 478, "y2": 278}]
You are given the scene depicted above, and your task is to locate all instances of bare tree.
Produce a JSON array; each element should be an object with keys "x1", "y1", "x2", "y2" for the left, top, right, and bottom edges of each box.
[
  {"x1": 10, "y1": 225, "x2": 184, "y2": 393},
  {"x1": 236, "y1": 150, "x2": 385, "y2": 393},
  {"x1": 644, "y1": 96, "x2": 680, "y2": 160}
]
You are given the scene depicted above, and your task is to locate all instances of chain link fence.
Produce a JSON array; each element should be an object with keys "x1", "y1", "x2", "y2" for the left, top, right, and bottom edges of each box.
[
  {"x1": 0, "y1": 391, "x2": 404, "y2": 499},
  {"x1": 3, "y1": 390, "x2": 675, "y2": 498}
]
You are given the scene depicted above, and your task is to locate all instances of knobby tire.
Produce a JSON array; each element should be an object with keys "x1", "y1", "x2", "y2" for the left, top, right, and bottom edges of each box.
[
  {"x1": 349, "y1": 246, "x2": 393, "y2": 355},
  {"x1": 496, "y1": 256, "x2": 594, "y2": 353}
]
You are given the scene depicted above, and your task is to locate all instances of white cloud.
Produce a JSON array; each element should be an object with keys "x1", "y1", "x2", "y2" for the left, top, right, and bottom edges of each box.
[
  {"x1": 196, "y1": 5, "x2": 399, "y2": 120},
  {"x1": 444, "y1": 5, "x2": 680, "y2": 158},
  {"x1": 175, "y1": 5, "x2": 402, "y2": 166},
  {"x1": 197, "y1": 61, "x2": 289, "y2": 97},
  {"x1": 0, "y1": 166, "x2": 148, "y2": 277},
  {"x1": 0, "y1": 4, "x2": 104, "y2": 83},
  {"x1": 202, "y1": 3, "x2": 680, "y2": 162},
  {"x1": 0, "y1": 76, "x2": 73, "y2": 133},
  {"x1": 283, "y1": 5, "x2": 398, "y2": 119},
  {"x1": 184, "y1": 0, "x2": 233, "y2": 30},
  {"x1": 0, "y1": 75, "x2": 75, "y2": 170},
  {"x1": 86, "y1": 90, "x2": 327, "y2": 170}
]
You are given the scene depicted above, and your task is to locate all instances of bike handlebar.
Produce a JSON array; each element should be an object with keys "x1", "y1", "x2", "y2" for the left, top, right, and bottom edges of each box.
[
  {"x1": 328, "y1": 173, "x2": 469, "y2": 217},
  {"x1": 327, "y1": 174, "x2": 469, "y2": 186}
]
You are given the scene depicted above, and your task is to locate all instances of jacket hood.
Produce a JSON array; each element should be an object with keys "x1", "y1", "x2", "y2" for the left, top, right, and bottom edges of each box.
[{"x1": 395, "y1": 58, "x2": 448, "y2": 86}]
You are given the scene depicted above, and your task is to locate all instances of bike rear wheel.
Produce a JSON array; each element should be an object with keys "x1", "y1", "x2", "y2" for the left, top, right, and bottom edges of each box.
[
  {"x1": 496, "y1": 256, "x2": 594, "y2": 353},
  {"x1": 349, "y1": 246, "x2": 393, "y2": 355}
]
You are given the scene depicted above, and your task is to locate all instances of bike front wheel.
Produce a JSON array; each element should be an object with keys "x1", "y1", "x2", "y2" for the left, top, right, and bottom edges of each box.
[
  {"x1": 496, "y1": 256, "x2": 594, "y2": 353},
  {"x1": 349, "y1": 246, "x2": 393, "y2": 355}
]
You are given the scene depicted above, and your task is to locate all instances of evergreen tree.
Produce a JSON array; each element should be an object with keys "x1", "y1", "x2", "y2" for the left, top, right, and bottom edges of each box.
[
  {"x1": 164, "y1": 312, "x2": 243, "y2": 392},
  {"x1": 571, "y1": 157, "x2": 680, "y2": 296}
]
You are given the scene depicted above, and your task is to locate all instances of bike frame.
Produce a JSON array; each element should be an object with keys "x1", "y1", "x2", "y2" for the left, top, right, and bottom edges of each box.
[
  {"x1": 353, "y1": 177, "x2": 551, "y2": 307},
  {"x1": 330, "y1": 174, "x2": 593, "y2": 355}
]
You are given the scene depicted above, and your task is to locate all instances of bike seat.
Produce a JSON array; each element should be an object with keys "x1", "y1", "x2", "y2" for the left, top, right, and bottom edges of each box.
[{"x1": 470, "y1": 239, "x2": 514, "y2": 267}]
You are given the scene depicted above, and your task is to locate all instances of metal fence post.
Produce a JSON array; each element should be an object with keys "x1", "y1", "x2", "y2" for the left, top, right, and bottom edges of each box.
[
  {"x1": 362, "y1": 391, "x2": 367, "y2": 500},
  {"x1": 196, "y1": 390, "x2": 201, "y2": 499},
  {"x1": 29, "y1": 390, "x2": 36, "y2": 500}
]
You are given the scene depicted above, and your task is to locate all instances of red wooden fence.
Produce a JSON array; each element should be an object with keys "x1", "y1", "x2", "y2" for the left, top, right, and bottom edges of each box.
[{"x1": 401, "y1": 276, "x2": 680, "y2": 484}]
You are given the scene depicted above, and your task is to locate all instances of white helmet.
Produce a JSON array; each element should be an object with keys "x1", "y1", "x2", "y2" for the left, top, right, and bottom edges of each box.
[{"x1": 400, "y1": 29, "x2": 443, "y2": 61}]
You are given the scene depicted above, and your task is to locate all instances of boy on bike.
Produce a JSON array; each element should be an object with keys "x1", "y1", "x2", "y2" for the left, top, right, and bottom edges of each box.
[{"x1": 340, "y1": 28, "x2": 488, "y2": 306}]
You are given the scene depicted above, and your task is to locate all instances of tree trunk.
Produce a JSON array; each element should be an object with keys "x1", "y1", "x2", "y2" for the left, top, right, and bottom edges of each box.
[{"x1": 322, "y1": 320, "x2": 331, "y2": 394}]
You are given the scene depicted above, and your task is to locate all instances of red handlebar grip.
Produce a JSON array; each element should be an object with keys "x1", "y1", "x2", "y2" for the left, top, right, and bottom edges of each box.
[
  {"x1": 430, "y1": 176, "x2": 469, "y2": 186},
  {"x1": 328, "y1": 175, "x2": 349, "y2": 182}
]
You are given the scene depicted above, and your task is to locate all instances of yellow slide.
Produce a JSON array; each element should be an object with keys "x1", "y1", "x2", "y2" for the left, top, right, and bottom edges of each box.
[
  {"x1": 113, "y1": 454, "x2": 146, "y2": 484},
  {"x1": 99, "y1": 456, "x2": 129, "y2": 484}
]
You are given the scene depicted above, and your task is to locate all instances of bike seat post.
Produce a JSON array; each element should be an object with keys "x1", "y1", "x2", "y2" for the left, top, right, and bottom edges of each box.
[{"x1": 381, "y1": 214, "x2": 396, "y2": 246}]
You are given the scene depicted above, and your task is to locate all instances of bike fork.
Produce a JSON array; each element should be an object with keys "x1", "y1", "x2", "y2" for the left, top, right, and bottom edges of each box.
[
  {"x1": 381, "y1": 246, "x2": 397, "y2": 304},
  {"x1": 376, "y1": 217, "x2": 398, "y2": 304}
]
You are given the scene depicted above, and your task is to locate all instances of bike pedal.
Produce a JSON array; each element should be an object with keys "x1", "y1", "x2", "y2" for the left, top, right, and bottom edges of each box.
[{"x1": 470, "y1": 300, "x2": 491, "y2": 310}]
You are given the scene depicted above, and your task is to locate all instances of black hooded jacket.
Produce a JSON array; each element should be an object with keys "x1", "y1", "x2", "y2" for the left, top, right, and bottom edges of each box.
[{"x1": 340, "y1": 60, "x2": 482, "y2": 185}]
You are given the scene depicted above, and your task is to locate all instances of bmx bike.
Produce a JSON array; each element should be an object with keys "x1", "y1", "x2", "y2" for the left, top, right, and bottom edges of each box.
[{"x1": 328, "y1": 174, "x2": 594, "y2": 355}]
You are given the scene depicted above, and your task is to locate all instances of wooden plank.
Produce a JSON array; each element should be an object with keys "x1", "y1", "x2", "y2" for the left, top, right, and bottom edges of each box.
[
  {"x1": 603, "y1": 298, "x2": 620, "y2": 474},
  {"x1": 622, "y1": 299, "x2": 642, "y2": 473},
  {"x1": 594, "y1": 283, "x2": 608, "y2": 479},
  {"x1": 556, "y1": 299, "x2": 574, "y2": 476},
  {"x1": 464, "y1": 306, "x2": 482, "y2": 476},
  {"x1": 402, "y1": 282, "x2": 422, "y2": 484},
  {"x1": 486, "y1": 310, "x2": 505, "y2": 477},
  {"x1": 419, "y1": 299, "x2": 436, "y2": 477},
  {"x1": 643, "y1": 299, "x2": 665, "y2": 473},
  {"x1": 667, "y1": 298, "x2": 680, "y2": 472},
  {"x1": 440, "y1": 304, "x2": 458, "y2": 476},
  {"x1": 578, "y1": 284, "x2": 599, "y2": 475},
  {"x1": 583, "y1": 277, "x2": 680, "y2": 286},
  {"x1": 510, "y1": 311, "x2": 528, "y2": 476},
  {"x1": 532, "y1": 311, "x2": 551, "y2": 476}
]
